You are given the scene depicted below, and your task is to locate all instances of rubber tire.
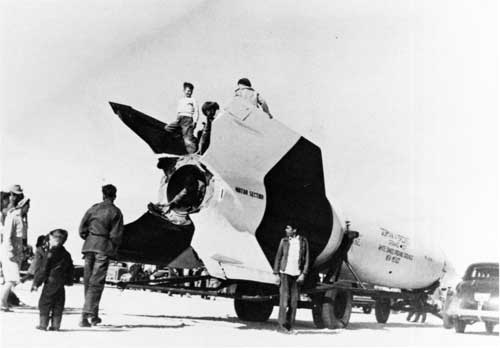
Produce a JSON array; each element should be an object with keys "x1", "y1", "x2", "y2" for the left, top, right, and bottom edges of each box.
[
  {"x1": 454, "y1": 319, "x2": 466, "y2": 333},
  {"x1": 315, "y1": 289, "x2": 352, "y2": 329},
  {"x1": 362, "y1": 306, "x2": 372, "y2": 314},
  {"x1": 234, "y1": 298, "x2": 274, "y2": 322},
  {"x1": 312, "y1": 296, "x2": 325, "y2": 329},
  {"x1": 485, "y1": 322, "x2": 495, "y2": 334},
  {"x1": 375, "y1": 298, "x2": 391, "y2": 324},
  {"x1": 442, "y1": 313, "x2": 453, "y2": 329},
  {"x1": 233, "y1": 284, "x2": 274, "y2": 322}
]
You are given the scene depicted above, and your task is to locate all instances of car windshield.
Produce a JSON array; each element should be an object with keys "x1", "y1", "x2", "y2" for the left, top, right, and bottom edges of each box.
[{"x1": 468, "y1": 266, "x2": 498, "y2": 279}]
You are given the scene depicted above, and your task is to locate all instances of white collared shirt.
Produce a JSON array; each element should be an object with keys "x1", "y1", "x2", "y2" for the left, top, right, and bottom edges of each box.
[
  {"x1": 283, "y1": 235, "x2": 301, "y2": 276},
  {"x1": 177, "y1": 97, "x2": 199, "y2": 124}
]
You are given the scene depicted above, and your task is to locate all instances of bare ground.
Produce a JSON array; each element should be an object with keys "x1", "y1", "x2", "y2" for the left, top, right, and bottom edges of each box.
[{"x1": 1, "y1": 282, "x2": 498, "y2": 347}]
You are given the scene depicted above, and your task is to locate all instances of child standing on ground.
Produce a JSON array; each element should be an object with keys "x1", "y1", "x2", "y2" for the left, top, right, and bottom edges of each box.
[{"x1": 32, "y1": 229, "x2": 74, "y2": 331}]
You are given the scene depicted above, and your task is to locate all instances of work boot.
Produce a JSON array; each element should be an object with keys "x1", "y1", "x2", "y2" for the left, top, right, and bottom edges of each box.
[
  {"x1": 36, "y1": 315, "x2": 49, "y2": 331},
  {"x1": 90, "y1": 316, "x2": 102, "y2": 326},
  {"x1": 49, "y1": 315, "x2": 62, "y2": 331},
  {"x1": 79, "y1": 314, "x2": 91, "y2": 328}
]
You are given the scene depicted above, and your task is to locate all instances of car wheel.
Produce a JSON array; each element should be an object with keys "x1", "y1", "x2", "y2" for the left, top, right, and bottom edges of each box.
[
  {"x1": 454, "y1": 319, "x2": 466, "y2": 333},
  {"x1": 485, "y1": 322, "x2": 495, "y2": 334}
]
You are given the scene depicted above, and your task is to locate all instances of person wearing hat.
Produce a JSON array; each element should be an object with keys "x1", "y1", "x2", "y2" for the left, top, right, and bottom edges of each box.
[
  {"x1": 234, "y1": 78, "x2": 273, "y2": 118},
  {"x1": 0, "y1": 196, "x2": 30, "y2": 311},
  {"x1": 1, "y1": 185, "x2": 24, "y2": 226},
  {"x1": 273, "y1": 222, "x2": 310, "y2": 333},
  {"x1": 31, "y1": 229, "x2": 74, "y2": 331},
  {"x1": 78, "y1": 184, "x2": 123, "y2": 327}
]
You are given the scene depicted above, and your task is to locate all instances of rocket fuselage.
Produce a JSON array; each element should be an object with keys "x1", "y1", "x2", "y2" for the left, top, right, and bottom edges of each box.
[{"x1": 110, "y1": 99, "x2": 446, "y2": 290}]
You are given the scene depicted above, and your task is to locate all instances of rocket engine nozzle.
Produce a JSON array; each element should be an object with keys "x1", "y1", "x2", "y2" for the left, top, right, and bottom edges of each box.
[{"x1": 165, "y1": 164, "x2": 209, "y2": 214}]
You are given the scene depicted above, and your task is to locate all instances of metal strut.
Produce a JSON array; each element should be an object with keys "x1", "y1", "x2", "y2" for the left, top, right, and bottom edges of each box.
[
  {"x1": 344, "y1": 258, "x2": 366, "y2": 290},
  {"x1": 325, "y1": 221, "x2": 361, "y2": 285}
]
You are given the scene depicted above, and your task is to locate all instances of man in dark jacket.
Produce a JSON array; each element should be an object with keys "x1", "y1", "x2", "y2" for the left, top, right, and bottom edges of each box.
[
  {"x1": 196, "y1": 101, "x2": 219, "y2": 155},
  {"x1": 79, "y1": 184, "x2": 123, "y2": 327},
  {"x1": 273, "y1": 223, "x2": 310, "y2": 332},
  {"x1": 32, "y1": 229, "x2": 74, "y2": 331}
]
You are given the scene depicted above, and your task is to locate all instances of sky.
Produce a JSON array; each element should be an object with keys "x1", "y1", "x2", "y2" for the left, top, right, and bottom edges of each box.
[{"x1": 0, "y1": 0, "x2": 498, "y2": 275}]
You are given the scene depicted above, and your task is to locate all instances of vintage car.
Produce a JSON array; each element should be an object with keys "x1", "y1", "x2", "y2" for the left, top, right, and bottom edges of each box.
[
  {"x1": 443, "y1": 262, "x2": 498, "y2": 334},
  {"x1": 106, "y1": 262, "x2": 130, "y2": 284}
]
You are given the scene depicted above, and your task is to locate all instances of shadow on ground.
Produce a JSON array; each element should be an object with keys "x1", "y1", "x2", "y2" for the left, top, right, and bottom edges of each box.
[
  {"x1": 50, "y1": 328, "x2": 127, "y2": 332},
  {"x1": 8, "y1": 306, "x2": 84, "y2": 315},
  {"x1": 100, "y1": 323, "x2": 188, "y2": 330},
  {"x1": 123, "y1": 313, "x2": 441, "y2": 335},
  {"x1": 348, "y1": 321, "x2": 441, "y2": 330}
]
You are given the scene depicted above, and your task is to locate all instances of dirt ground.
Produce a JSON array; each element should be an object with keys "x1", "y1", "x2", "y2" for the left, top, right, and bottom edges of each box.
[{"x1": 1, "y1": 282, "x2": 498, "y2": 347}]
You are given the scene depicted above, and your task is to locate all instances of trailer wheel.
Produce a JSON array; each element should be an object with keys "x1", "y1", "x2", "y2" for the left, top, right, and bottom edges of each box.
[
  {"x1": 312, "y1": 296, "x2": 325, "y2": 329},
  {"x1": 374, "y1": 298, "x2": 391, "y2": 323},
  {"x1": 312, "y1": 289, "x2": 352, "y2": 329},
  {"x1": 485, "y1": 322, "x2": 495, "y2": 334},
  {"x1": 362, "y1": 306, "x2": 372, "y2": 314},
  {"x1": 233, "y1": 284, "x2": 274, "y2": 322},
  {"x1": 454, "y1": 319, "x2": 466, "y2": 333},
  {"x1": 234, "y1": 299, "x2": 274, "y2": 322}
]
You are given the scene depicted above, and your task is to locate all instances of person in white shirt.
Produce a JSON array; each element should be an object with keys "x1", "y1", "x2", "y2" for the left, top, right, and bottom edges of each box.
[
  {"x1": 234, "y1": 78, "x2": 273, "y2": 119},
  {"x1": 273, "y1": 222, "x2": 310, "y2": 332},
  {"x1": 164, "y1": 82, "x2": 200, "y2": 154},
  {"x1": 176, "y1": 82, "x2": 199, "y2": 125}
]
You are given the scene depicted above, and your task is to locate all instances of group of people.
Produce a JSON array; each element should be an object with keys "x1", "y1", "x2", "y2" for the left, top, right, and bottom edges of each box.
[
  {"x1": 0, "y1": 184, "x2": 124, "y2": 331},
  {"x1": 165, "y1": 78, "x2": 272, "y2": 154},
  {"x1": 0, "y1": 78, "x2": 312, "y2": 334},
  {"x1": 0, "y1": 185, "x2": 74, "y2": 331},
  {"x1": 0, "y1": 183, "x2": 310, "y2": 334}
]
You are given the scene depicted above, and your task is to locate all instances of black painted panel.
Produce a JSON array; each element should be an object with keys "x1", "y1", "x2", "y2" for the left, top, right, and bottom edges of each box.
[
  {"x1": 256, "y1": 137, "x2": 333, "y2": 267},
  {"x1": 109, "y1": 102, "x2": 187, "y2": 155},
  {"x1": 116, "y1": 212, "x2": 194, "y2": 265}
]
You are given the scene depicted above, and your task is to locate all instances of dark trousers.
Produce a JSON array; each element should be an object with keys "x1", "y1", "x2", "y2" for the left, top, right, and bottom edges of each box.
[
  {"x1": 278, "y1": 273, "x2": 300, "y2": 329},
  {"x1": 39, "y1": 284, "x2": 65, "y2": 328},
  {"x1": 197, "y1": 119, "x2": 212, "y2": 155},
  {"x1": 82, "y1": 252, "x2": 109, "y2": 318},
  {"x1": 165, "y1": 116, "x2": 197, "y2": 153}
]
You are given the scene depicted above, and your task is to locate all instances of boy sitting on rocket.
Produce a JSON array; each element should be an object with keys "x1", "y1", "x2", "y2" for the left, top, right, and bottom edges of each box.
[{"x1": 31, "y1": 229, "x2": 74, "y2": 331}]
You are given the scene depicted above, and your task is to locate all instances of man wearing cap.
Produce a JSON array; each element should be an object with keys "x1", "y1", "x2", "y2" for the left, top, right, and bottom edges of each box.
[
  {"x1": 78, "y1": 184, "x2": 123, "y2": 326},
  {"x1": 273, "y1": 222, "x2": 310, "y2": 332},
  {"x1": 234, "y1": 78, "x2": 273, "y2": 118},
  {"x1": 0, "y1": 195, "x2": 30, "y2": 311}
]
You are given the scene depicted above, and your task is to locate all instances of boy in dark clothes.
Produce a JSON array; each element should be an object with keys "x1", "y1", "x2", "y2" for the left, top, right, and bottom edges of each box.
[{"x1": 32, "y1": 229, "x2": 74, "y2": 331}]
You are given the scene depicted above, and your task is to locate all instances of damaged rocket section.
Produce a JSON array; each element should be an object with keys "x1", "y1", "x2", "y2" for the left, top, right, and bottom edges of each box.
[
  {"x1": 109, "y1": 101, "x2": 210, "y2": 266},
  {"x1": 116, "y1": 212, "x2": 196, "y2": 265},
  {"x1": 115, "y1": 156, "x2": 209, "y2": 267},
  {"x1": 116, "y1": 160, "x2": 208, "y2": 265}
]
